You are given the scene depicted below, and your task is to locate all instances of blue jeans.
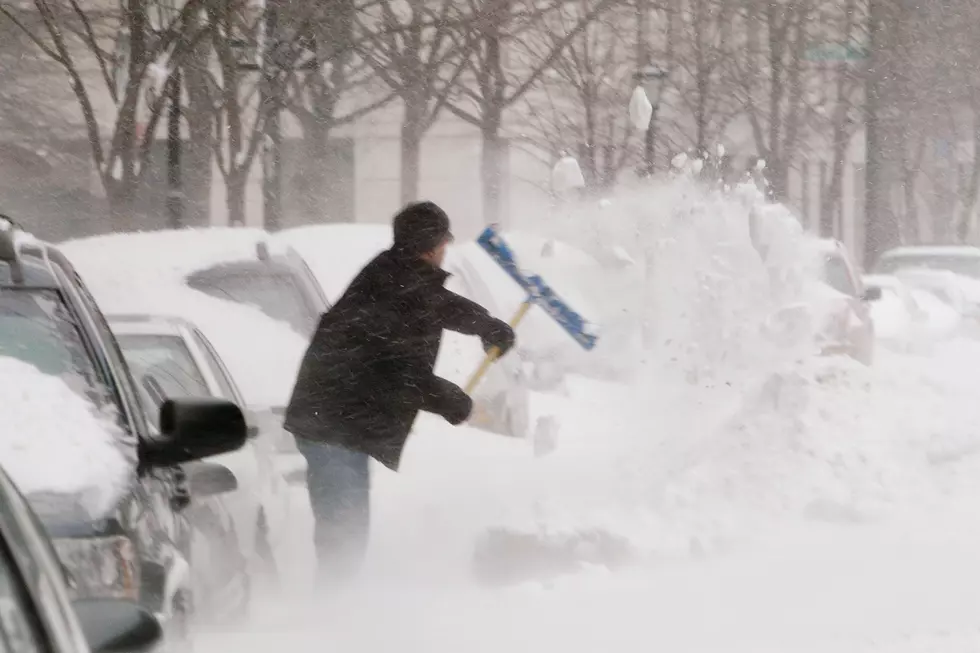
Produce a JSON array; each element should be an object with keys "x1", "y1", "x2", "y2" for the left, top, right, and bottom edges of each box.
[{"x1": 295, "y1": 438, "x2": 371, "y2": 583}]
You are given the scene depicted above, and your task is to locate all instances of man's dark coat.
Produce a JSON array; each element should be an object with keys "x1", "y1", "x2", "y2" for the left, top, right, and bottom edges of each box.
[{"x1": 284, "y1": 247, "x2": 505, "y2": 470}]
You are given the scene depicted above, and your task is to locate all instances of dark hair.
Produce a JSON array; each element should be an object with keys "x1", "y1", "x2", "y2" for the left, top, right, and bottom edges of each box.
[{"x1": 392, "y1": 201, "x2": 452, "y2": 255}]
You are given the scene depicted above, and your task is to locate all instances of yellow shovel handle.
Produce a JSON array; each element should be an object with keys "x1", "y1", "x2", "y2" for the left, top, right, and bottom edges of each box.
[{"x1": 464, "y1": 300, "x2": 533, "y2": 394}]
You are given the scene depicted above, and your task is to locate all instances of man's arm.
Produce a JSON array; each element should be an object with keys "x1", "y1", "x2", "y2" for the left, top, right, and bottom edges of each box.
[{"x1": 429, "y1": 287, "x2": 516, "y2": 354}]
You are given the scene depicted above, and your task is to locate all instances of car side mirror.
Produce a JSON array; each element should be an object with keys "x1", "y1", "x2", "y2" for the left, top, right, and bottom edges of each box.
[
  {"x1": 187, "y1": 461, "x2": 238, "y2": 497},
  {"x1": 71, "y1": 598, "x2": 162, "y2": 653},
  {"x1": 862, "y1": 286, "x2": 883, "y2": 302},
  {"x1": 142, "y1": 397, "x2": 247, "y2": 468}
]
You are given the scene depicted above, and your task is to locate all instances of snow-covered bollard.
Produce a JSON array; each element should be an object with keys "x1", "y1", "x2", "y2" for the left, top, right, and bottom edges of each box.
[
  {"x1": 551, "y1": 155, "x2": 585, "y2": 194},
  {"x1": 629, "y1": 86, "x2": 653, "y2": 131}
]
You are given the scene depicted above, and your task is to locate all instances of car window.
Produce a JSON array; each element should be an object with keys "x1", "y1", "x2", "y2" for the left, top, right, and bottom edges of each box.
[
  {"x1": 0, "y1": 538, "x2": 47, "y2": 653},
  {"x1": 115, "y1": 334, "x2": 211, "y2": 402},
  {"x1": 0, "y1": 288, "x2": 110, "y2": 408},
  {"x1": 188, "y1": 269, "x2": 315, "y2": 335},
  {"x1": 188, "y1": 329, "x2": 241, "y2": 404},
  {"x1": 823, "y1": 253, "x2": 858, "y2": 297},
  {"x1": 51, "y1": 258, "x2": 147, "y2": 440}
]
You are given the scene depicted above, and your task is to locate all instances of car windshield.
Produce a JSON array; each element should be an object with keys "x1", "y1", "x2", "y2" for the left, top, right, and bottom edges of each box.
[
  {"x1": 189, "y1": 270, "x2": 314, "y2": 336},
  {"x1": 822, "y1": 254, "x2": 857, "y2": 297},
  {"x1": 876, "y1": 254, "x2": 980, "y2": 279},
  {"x1": 0, "y1": 288, "x2": 107, "y2": 404},
  {"x1": 115, "y1": 334, "x2": 211, "y2": 409}
]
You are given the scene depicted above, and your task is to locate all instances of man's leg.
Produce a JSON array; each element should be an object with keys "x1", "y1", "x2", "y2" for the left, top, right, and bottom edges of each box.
[{"x1": 295, "y1": 438, "x2": 371, "y2": 584}]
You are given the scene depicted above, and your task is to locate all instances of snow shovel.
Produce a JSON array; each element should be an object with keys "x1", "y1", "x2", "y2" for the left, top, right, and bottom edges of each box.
[{"x1": 464, "y1": 225, "x2": 599, "y2": 395}]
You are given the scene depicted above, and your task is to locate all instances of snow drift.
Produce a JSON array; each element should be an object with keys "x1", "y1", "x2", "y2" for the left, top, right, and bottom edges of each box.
[{"x1": 364, "y1": 172, "x2": 980, "y2": 584}]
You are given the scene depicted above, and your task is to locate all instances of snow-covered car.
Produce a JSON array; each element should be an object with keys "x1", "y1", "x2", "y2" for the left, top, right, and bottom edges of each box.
[
  {"x1": 813, "y1": 239, "x2": 878, "y2": 364},
  {"x1": 109, "y1": 314, "x2": 297, "y2": 619},
  {"x1": 874, "y1": 245, "x2": 980, "y2": 279},
  {"x1": 60, "y1": 230, "x2": 310, "y2": 478},
  {"x1": 0, "y1": 219, "x2": 247, "y2": 645},
  {"x1": 0, "y1": 461, "x2": 163, "y2": 653}
]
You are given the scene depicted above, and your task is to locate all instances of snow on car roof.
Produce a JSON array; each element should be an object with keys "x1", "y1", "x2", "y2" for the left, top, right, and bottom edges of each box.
[
  {"x1": 880, "y1": 245, "x2": 980, "y2": 258},
  {"x1": 60, "y1": 227, "x2": 271, "y2": 280},
  {"x1": 273, "y1": 223, "x2": 394, "y2": 301},
  {"x1": 0, "y1": 356, "x2": 132, "y2": 520},
  {"x1": 61, "y1": 231, "x2": 307, "y2": 409}
]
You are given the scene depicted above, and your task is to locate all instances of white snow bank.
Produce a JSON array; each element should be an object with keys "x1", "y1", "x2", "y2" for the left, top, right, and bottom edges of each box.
[
  {"x1": 0, "y1": 357, "x2": 132, "y2": 520},
  {"x1": 363, "y1": 176, "x2": 980, "y2": 573},
  {"x1": 61, "y1": 231, "x2": 307, "y2": 409}
]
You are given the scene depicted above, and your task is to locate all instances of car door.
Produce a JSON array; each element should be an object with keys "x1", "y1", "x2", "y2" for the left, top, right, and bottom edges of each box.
[
  {"x1": 51, "y1": 256, "x2": 191, "y2": 589},
  {"x1": 185, "y1": 328, "x2": 290, "y2": 550}
]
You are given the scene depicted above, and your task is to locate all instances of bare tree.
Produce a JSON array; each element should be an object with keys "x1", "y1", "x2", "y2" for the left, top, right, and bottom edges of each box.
[
  {"x1": 666, "y1": 0, "x2": 741, "y2": 158},
  {"x1": 446, "y1": 0, "x2": 623, "y2": 224},
  {"x1": 731, "y1": 0, "x2": 824, "y2": 201},
  {"x1": 0, "y1": 0, "x2": 211, "y2": 230},
  {"x1": 520, "y1": 2, "x2": 639, "y2": 193},
  {"x1": 354, "y1": 0, "x2": 475, "y2": 204},
  {"x1": 280, "y1": 0, "x2": 393, "y2": 223}
]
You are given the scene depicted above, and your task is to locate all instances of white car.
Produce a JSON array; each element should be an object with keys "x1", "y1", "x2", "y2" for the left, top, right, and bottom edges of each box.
[
  {"x1": 108, "y1": 314, "x2": 296, "y2": 596},
  {"x1": 874, "y1": 245, "x2": 980, "y2": 279}
]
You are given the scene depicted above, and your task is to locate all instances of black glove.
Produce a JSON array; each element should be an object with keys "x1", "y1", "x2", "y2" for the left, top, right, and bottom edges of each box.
[
  {"x1": 482, "y1": 318, "x2": 516, "y2": 357},
  {"x1": 428, "y1": 377, "x2": 473, "y2": 425}
]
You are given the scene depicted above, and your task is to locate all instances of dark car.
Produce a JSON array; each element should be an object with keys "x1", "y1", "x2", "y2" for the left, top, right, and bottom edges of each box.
[
  {"x1": 0, "y1": 462, "x2": 161, "y2": 653},
  {"x1": 0, "y1": 217, "x2": 247, "y2": 645},
  {"x1": 186, "y1": 241, "x2": 330, "y2": 337}
]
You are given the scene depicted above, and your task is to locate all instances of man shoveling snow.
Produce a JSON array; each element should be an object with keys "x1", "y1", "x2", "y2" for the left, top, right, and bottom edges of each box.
[{"x1": 284, "y1": 201, "x2": 516, "y2": 586}]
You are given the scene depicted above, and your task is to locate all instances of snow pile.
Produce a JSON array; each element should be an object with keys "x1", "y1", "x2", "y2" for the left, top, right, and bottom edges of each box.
[
  {"x1": 369, "y1": 174, "x2": 980, "y2": 575},
  {"x1": 61, "y1": 231, "x2": 307, "y2": 409},
  {"x1": 0, "y1": 357, "x2": 132, "y2": 520}
]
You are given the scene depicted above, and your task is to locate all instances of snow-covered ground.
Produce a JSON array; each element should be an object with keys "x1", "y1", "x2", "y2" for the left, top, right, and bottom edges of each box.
[{"x1": 190, "y1": 175, "x2": 980, "y2": 651}]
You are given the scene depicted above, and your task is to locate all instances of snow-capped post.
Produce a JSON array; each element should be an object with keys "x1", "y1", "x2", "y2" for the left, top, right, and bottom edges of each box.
[
  {"x1": 550, "y1": 154, "x2": 585, "y2": 195},
  {"x1": 631, "y1": 63, "x2": 667, "y2": 177}
]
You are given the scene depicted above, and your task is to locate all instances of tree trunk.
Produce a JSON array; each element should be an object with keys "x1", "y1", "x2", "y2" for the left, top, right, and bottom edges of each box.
[
  {"x1": 227, "y1": 169, "x2": 247, "y2": 226},
  {"x1": 106, "y1": 179, "x2": 139, "y2": 233},
  {"x1": 400, "y1": 103, "x2": 423, "y2": 205},
  {"x1": 183, "y1": 9, "x2": 213, "y2": 227},
  {"x1": 481, "y1": 117, "x2": 505, "y2": 227}
]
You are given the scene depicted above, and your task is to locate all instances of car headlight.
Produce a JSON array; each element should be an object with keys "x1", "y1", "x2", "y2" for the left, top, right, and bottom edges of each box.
[{"x1": 54, "y1": 536, "x2": 139, "y2": 601}]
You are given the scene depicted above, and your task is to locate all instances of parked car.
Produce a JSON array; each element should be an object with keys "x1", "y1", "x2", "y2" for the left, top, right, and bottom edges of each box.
[
  {"x1": 0, "y1": 461, "x2": 162, "y2": 653},
  {"x1": 813, "y1": 239, "x2": 879, "y2": 365},
  {"x1": 0, "y1": 218, "x2": 247, "y2": 644},
  {"x1": 109, "y1": 313, "x2": 297, "y2": 616},
  {"x1": 874, "y1": 245, "x2": 980, "y2": 279},
  {"x1": 186, "y1": 240, "x2": 329, "y2": 337},
  {"x1": 61, "y1": 229, "x2": 311, "y2": 467}
]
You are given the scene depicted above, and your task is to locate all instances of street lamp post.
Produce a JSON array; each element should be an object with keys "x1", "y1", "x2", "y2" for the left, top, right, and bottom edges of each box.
[{"x1": 633, "y1": 64, "x2": 667, "y2": 177}]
